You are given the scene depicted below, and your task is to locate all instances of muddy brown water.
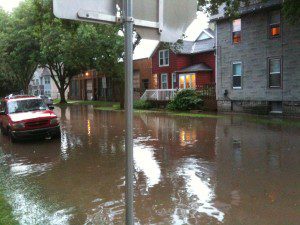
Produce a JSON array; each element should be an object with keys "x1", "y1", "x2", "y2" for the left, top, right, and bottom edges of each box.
[{"x1": 0, "y1": 105, "x2": 299, "y2": 225}]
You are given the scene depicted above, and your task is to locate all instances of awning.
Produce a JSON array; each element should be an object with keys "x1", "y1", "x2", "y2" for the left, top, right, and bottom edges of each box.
[{"x1": 176, "y1": 63, "x2": 212, "y2": 73}]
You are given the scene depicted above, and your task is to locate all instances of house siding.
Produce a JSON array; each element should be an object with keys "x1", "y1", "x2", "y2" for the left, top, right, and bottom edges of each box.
[
  {"x1": 192, "y1": 52, "x2": 216, "y2": 83},
  {"x1": 216, "y1": 7, "x2": 300, "y2": 115},
  {"x1": 152, "y1": 45, "x2": 215, "y2": 90}
]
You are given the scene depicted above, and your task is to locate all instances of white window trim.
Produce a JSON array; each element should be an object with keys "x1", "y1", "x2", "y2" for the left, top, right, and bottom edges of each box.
[
  {"x1": 179, "y1": 73, "x2": 196, "y2": 90},
  {"x1": 161, "y1": 73, "x2": 168, "y2": 89},
  {"x1": 172, "y1": 73, "x2": 176, "y2": 89},
  {"x1": 233, "y1": 62, "x2": 242, "y2": 89},
  {"x1": 159, "y1": 49, "x2": 170, "y2": 67},
  {"x1": 269, "y1": 58, "x2": 282, "y2": 88}
]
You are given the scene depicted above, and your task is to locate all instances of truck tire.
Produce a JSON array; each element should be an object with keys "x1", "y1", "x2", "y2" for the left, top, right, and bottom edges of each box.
[
  {"x1": 0, "y1": 124, "x2": 8, "y2": 136},
  {"x1": 8, "y1": 128, "x2": 17, "y2": 143}
]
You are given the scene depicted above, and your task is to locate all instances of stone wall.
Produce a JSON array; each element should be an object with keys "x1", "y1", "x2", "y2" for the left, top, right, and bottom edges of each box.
[{"x1": 215, "y1": 5, "x2": 300, "y2": 115}]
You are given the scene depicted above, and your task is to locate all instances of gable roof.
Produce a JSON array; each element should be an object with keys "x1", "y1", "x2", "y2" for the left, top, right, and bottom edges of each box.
[
  {"x1": 176, "y1": 63, "x2": 212, "y2": 73},
  {"x1": 196, "y1": 28, "x2": 215, "y2": 41},
  {"x1": 210, "y1": 0, "x2": 282, "y2": 22},
  {"x1": 175, "y1": 37, "x2": 215, "y2": 55}
]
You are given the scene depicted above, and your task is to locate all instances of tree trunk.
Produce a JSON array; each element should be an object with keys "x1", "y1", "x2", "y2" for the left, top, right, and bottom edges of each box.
[
  {"x1": 23, "y1": 81, "x2": 29, "y2": 95},
  {"x1": 120, "y1": 80, "x2": 125, "y2": 109},
  {"x1": 59, "y1": 88, "x2": 67, "y2": 104}
]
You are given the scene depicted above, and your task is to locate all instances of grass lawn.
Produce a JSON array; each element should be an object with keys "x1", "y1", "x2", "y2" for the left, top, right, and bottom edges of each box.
[
  {"x1": 54, "y1": 99, "x2": 120, "y2": 108},
  {"x1": 0, "y1": 192, "x2": 18, "y2": 225}
]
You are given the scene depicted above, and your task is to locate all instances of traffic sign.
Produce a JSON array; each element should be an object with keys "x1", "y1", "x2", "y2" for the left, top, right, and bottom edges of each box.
[{"x1": 53, "y1": 0, "x2": 197, "y2": 42}]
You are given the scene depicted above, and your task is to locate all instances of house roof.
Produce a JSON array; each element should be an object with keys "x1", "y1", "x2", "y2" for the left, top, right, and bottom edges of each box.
[
  {"x1": 41, "y1": 68, "x2": 51, "y2": 77},
  {"x1": 176, "y1": 63, "x2": 212, "y2": 73},
  {"x1": 175, "y1": 37, "x2": 215, "y2": 55},
  {"x1": 210, "y1": 0, "x2": 282, "y2": 22},
  {"x1": 150, "y1": 28, "x2": 215, "y2": 57}
]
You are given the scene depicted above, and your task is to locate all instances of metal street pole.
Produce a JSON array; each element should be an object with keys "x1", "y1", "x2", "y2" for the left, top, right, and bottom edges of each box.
[{"x1": 124, "y1": 0, "x2": 134, "y2": 224}]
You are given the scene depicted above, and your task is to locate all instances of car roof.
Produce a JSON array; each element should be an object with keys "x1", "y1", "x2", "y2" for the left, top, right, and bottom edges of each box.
[{"x1": 2, "y1": 97, "x2": 41, "y2": 102}]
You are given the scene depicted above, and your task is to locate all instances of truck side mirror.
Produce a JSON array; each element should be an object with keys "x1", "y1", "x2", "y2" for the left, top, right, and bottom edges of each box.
[{"x1": 48, "y1": 106, "x2": 54, "y2": 110}]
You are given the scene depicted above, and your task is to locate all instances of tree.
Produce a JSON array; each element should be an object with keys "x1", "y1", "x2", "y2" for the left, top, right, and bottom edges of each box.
[
  {"x1": 33, "y1": 0, "x2": 124, "y2": 104},
  {"x1": 198, "y1": 0, "x2": 300, "y2": 23},
  {"x1": 1, "y1": 1, "x2": 40, "y2": 93}
]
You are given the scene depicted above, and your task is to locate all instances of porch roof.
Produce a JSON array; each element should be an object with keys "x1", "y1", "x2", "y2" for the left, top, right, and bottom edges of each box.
[{"x1": 176, "y1": 63, "x2": 212, "y2": 73}]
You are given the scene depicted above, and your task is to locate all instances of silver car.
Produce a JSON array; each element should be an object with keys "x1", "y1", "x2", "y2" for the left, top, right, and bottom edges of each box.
[{"x1": 38, "y1": 95, "x2": 54, "y2": 106}]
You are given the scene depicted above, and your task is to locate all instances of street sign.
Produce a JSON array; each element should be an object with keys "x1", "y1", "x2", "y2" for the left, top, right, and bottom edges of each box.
[
  {"x1": 53, "y1": 0, "x2": 117, "y2": 24},
  {"x1": 53, "y1": 0, "x2": 197, "y2": 42}
]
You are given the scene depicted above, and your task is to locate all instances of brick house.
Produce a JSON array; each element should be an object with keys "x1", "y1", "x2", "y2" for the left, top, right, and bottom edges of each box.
[
  {"x1": 212, "y1": 0, "x2": 300, "y2": 115},
  {"x1": 69, "y1": 59, "x2": 155, "y2": 101},
  {"x1": 151, "y1": 29, "x2": 216, "y2": 91},
  {"x1": 133, "y1": 57, "x2": 157, "y2": 99},
  {"x1": 69, "y1": 70, "x2": 122, "y2": 102}
]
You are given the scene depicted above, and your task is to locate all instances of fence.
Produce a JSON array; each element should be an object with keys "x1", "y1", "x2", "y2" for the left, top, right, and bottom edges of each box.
[{"x1": 141, "y1": 89, "x2": 177, "y2": 101}]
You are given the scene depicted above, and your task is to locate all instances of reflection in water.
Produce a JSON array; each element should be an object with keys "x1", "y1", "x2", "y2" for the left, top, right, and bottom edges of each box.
[
  {"x1": 176, "y1": 158, "x2": 225, "y2": 222},
  {"x1": 179, "y1": 128, "x2": 197, "y2": 147},
  {"x1": 134, "y1": 139, "x2": 161, "y2": 191},
  {"x1": 0, "y1": 106, "x2": 299, "y2": 224}
]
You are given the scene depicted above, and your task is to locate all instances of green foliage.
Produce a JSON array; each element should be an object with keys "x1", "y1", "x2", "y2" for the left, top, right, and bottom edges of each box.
[
  {"x1": 0, "y1": 1, "x2": 40, "y2": 94},
  {"x1": 32, "y1": 0, "x2": 124, "y2": 103},
  {"x1": 133, "y1": 100, "x2": 154, "y2": 110},
  {"x1": 167, "y1": 89, "x2": 203, "y2": 111}
]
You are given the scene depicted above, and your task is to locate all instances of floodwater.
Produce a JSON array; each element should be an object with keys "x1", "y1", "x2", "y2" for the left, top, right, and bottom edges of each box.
[{"x1": 0, "y1": 105, "x2": 299, "y2": 225}]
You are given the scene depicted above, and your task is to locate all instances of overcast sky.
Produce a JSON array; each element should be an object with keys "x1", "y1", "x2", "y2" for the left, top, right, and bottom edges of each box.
[
  {"x1": 0, "y1": 0, "x2": 209, "y2": 60},
  {"x1": 0, "y1": 0, "x2": 22, "y2": 11}
]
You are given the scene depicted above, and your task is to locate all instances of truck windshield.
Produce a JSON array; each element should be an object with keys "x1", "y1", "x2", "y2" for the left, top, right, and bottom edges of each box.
[{"x1": 7, "y1": 99, "x2": 47, "y2": 114}]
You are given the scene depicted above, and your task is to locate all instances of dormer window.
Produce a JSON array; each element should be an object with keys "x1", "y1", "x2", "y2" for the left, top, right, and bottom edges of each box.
[
  {"x1": 159, "y1": 49, "x2": 169, "y2": 67},
  {"x1": 269, "y1": 11, "x2": 281, "y2": 38},
  {"x1": 232, "y1": 19, "x2": 241, "y2": 44}
]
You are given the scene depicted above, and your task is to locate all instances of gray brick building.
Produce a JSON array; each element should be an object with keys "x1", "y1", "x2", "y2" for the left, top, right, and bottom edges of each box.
[{"x1": 212, "y1": 0, "x2": 300, "y2": 115}]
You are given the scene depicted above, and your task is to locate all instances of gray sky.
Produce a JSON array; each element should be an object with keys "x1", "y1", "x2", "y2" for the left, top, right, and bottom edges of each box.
[
  {"x1": 0, "y1": 0, "x2": 22, "y2": 11},
  {"x1": 0, "y1": 0, "x2": 209, "y2": 60}
]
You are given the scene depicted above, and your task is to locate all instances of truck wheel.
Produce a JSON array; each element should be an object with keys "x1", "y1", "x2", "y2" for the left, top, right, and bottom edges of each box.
[
  {"x1": 8, "y1": 129, "x2": 17, "y2": 143},
  {"x1": 0, "y1": 124, "x2": 8, "y2": 136},
  {"x1": 52, "y1": 132, "x2": 61, "y2": 140}
]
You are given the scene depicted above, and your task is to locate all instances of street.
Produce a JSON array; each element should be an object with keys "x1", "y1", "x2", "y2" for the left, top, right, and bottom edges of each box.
[{"x1": 0, "y1": 105, "x2": 299, "y2": 224}]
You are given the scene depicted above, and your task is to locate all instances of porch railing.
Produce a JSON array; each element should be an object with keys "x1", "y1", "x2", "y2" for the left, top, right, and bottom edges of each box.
[{"x1": 141, "y1": 89, "x2": 177, "y2": 101}]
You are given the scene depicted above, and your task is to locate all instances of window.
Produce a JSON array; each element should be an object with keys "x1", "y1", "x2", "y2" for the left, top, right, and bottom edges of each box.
[
  {"x1": 35, "y1": 79, "x2": 39, "y2": 85},
  {"x1": 269, "y1": 58, "x2": 281, "y2": 88},
  {"x1": 269, "y1": 11, "x2": 281, "y2": 38},
  {"x1": 159, "y1": 50, "x2": 169, "y2": 67},
  {"x1": 233, "y1": 62, "x2": 242, "y2": 89},
  {"x1": 45, "y1": 76, "x2": 51, "y2": 84},
  {"x1": 232, "y1": 19, "x2": 241, "y2": 44},
  {"x1": 45, "y1": 91, "x2": 51, "y2": 97},
  {"x1": 179, "y1": 74, "x2": 196, "y2": 89},
  {"x1": 161, "y1": 73, "x2": 168, "y2": 89},
  {"x1": 172, "y1": 73, "x2": 177, "y2": 89}
]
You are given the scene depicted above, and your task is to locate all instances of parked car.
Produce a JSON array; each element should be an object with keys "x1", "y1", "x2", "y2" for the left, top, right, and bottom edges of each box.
[
  {"x1": 38, "y1": 95, "x2": 54, "y2": 106},
  {"x1": 0, "y1": 95, "x2": 60, "y2": 142}
]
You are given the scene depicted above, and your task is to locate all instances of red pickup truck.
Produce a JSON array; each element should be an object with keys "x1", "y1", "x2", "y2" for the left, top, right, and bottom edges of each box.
[{"x1": 0, "y1": 95, "x2": 61, "y2": 142}]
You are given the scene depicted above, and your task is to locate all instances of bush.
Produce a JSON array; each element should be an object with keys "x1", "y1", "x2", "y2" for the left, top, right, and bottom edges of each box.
[
  {"x1": 133, "y1": 100, "x2": 154, "y2": 110},
  {"x1": 167, "y1": 89, "x2": 203, "y2": 111}
]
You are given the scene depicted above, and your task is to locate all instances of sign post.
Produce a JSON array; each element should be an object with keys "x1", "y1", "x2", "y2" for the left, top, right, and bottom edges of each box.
[
  {"x1": 123, "y1": 0, "x2": 134, "y2": 224},
  {"x1": 53, "y1": 1, "x2": 197, "y2": 224}
]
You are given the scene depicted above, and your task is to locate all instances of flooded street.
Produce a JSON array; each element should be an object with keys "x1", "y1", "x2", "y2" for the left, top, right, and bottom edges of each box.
[{"x1": 0, "y1": 105, "x2": 299, "y2": 225}]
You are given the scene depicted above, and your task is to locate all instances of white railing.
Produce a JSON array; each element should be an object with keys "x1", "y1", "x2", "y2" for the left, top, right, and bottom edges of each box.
[{"x1": 141, "y1": 89, "x2": 177, "y2": 101}]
